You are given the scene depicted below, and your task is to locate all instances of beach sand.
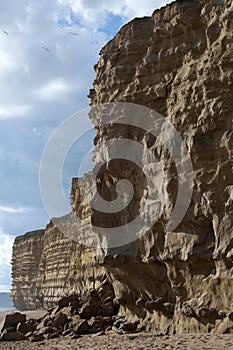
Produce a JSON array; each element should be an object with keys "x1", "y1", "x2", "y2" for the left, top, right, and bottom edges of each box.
[
  {"x1": 0, "y1": 332, "x2": 232, "y2": 350},
  {"x1": 0, "y1": 310, "x2": 232, "y2": 349}
]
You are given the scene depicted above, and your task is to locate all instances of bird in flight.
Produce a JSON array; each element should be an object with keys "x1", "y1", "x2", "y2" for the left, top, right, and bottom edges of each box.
[
  {"x1": 69, "y1": 31, "x2": 79, "y2": 37},
  {"x1": 1, "y1": 29, "x2": 9, "y2": 35},
  {"x1": 41, "y1": 46, "x2": 50, "y2": 52}
]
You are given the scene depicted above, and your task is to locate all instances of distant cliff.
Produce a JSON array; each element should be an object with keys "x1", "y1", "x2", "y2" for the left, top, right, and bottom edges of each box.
[
  {"x1": 11, "y1": 223, "x2": 105, "y2": 310},
  {"x1": 12, "y1": 0, "x2": 233, "y2": 334}
]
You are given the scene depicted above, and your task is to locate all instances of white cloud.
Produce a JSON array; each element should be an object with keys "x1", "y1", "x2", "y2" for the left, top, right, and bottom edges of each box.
[
  {"x1": 0, "y1": 229, "x2": 14, "y2": 266},
  {"x1": 0, "y1": 206, "x2": 31, "y2": 214},
  {"x1": 0, "y1": 51, "x2": 17, "y2": 72},
  {"x1": 58, "y1": 0, "x2": 170, "y2": 28},
  {"x1": 38, "y1": 78, "x2": 71, "y2": 100},
  {"x1": 0, "y1": 105, "x2": 31, "y2": 120}
]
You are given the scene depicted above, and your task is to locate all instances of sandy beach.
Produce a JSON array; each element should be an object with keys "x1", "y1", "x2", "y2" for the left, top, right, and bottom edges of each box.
[
  {"x1": 0, "y1": 310, "x2": 233, "y2": 350},
  {"x1": 0, "y1": 332, "x2": 232, "y2": 350}
]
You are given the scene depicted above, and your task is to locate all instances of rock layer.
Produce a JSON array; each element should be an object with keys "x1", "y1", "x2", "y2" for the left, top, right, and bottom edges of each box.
[
  {"x1": 11, "y1": 0, "x2": 233, "y2": 334},
  {"x1": 11, "y1": 224, "x2": 105, "y2": 310}
]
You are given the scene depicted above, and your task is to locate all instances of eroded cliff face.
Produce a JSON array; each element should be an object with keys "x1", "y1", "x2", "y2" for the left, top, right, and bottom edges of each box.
[
  {"x1": 88, "y1": 0, "x2": 233, "y2": 333},
  {"x1": 12, "y1": 0, "x2": 233, "y2": 334},
  {"x1": 11, "y1": 230, "x2": 45, "y2": 310},
  {"x1": 11, "y1": 222, "x2": 105, "y2": 310}
]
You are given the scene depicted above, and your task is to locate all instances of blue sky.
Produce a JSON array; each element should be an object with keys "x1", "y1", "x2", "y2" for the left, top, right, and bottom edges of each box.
[{"x1": 0, "y1": 0, "x2": 170, "y2": 292}]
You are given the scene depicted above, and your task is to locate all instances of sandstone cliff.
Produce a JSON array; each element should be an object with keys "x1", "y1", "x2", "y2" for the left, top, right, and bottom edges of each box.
[
  {"x1": 11, "y1": 223, "x2": 105, "y2": 310},
  {"x1": 12, "y1": 0, "x2": 233, "y2": 334}
]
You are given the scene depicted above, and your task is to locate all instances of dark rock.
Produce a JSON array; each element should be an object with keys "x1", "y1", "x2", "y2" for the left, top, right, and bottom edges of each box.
[
  {"x1": 58, "y1": 295, "x2": 79, "y2": 310},
  {"x1": 136, "y1": 298, "x2": 144, "y2": 306},
  {"x1": 163, "y1": 303, "x2": 175, "y2": 313},
  {"x1": 47, "y1": 332, "x2": 60, "y2": 339},
  {"x1": 120, "y1": 322, "x2": 138, "y2": 333},
  {"x1": 53, "y1": 312, "x2": 68, "y2": 329},
  {"x1": 37, "y1": 326, "x2": 55, "y2": 335},
  {"x1": 101, "y1": 302, "x2": 118, "y2": 317},
  {"x1": 1, "y1": 327, "x2": 15, "y2": 333},
  {"x1": 17, "y1": 322, "x2": 36, "y2": 334},
  {"x1": 36, "y1": 316, "x2": 51, "y2": 329},
  {"x1": 71, "y1": 319, "x2": 89, "y2": 334},
  {"x1": 87, "y1": 317, "x2": 106, "y2": 334},
  {"x1": 29, "y1": 333, "x2": 45, "y2": 342},
  {"x1": 197, "y1": 308, "x2": 209, "y2": 318},
  {"x1": 0, "y1": 330, "x2": 26, "y2": 341},
  {"x1": 0, "y1": 312, "x2": 26, "y2": 331},
  {"x1": 59, "y1": 306, "x2": 74, "y2": 318},
  {"x1": 79, "y1": 297, "x2": 100, "y2": 319}
]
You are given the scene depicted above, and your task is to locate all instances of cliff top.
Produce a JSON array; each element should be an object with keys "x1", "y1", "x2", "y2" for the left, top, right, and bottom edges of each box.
[{"x1": 14, "y1": 229, "x2": 45, "y2": 244}]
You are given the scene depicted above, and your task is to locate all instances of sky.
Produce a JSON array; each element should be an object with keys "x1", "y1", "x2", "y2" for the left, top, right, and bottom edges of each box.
[{"x1": 0, "y1": 0, "x2": 170, "y2": 293}]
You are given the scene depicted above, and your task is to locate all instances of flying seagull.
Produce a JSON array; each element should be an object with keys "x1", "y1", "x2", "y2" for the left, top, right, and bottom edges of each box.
[
  {"x1": 41, "y1": 46, "x2": 50, "y2": 52},
  {"x1": 69, "y1": 31, "x2": 79, "y2": 36},
  {"x1": 1, "y1": 29, "x2": 9, "y2": 35}
]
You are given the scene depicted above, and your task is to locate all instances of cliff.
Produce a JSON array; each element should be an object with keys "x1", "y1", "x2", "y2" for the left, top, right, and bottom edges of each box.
[
  {"x1": 12, "y1": 0, "x2": 233, "y2": 334},
  {"x1": 88, "y1": 0, "x2": 233, "y2": 334},
  {"x1": 11, "y1": 224, "x2": 105, "y2": 310}
]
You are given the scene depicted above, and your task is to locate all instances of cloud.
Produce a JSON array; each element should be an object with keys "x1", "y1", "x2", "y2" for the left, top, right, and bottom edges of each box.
[
  {"x1": 57, "y1": 0, "x2": 170, "y2": 29},
  {"x1": 38, "y1": 78, "x2": 71, "y2": 100},
  {"x1": 0, "y1": 206, "x2": 31, "y2": 214},
  {"x1": 117, "y1": 0, "x2": 169, "y2": 18},
  {"x1": 0, "y1": 229, "x2": 14, "y2": 266},
  {"x1": 0, "y1": 105, "x2": 31, "y2": 120}
]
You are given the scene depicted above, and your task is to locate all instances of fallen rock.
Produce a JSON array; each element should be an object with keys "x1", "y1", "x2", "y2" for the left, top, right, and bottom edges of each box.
[
  {"x1": 36, "y1": 316, "x2": 52, "y2": 330},
  {"x1": 58, "y1": 295, "x2": 79, "y2": 310},
  {"x1": 59, "y1": 306, "x2": 74, "y2": 318},
  {"x1": 53, "y1": 312, "x2": 68, "y2": 329},
  {"x1": 101, "y1": 302, "x2": 118, "y2": 317},
  {"x1": 79, "y1": 296, "x2": 100, "y2": 319},
  {"x1": 29, "y1": 333, "x2": 45, "y2": 342},
  {"x1": 0, "y1": 330, "x2": 26, "y2": 341},
  {"x1": 37, "y1": 326, "x2": 55, "y2": 335},
  {"x1": 0, "y1": 312, "x2": 26, "y2": 332},
  {"x1": 87, "y1": 317, "x2": 107, "y2": 334},
  {"x1": 17, "y1": 322, "x2": 36, "y2": 334},
  {"x1": 120, "y1": 322, "x2": 138, "y2": 333},
  {"x1": 70, "y1": 318, "x2": 89, "y2": 334}
]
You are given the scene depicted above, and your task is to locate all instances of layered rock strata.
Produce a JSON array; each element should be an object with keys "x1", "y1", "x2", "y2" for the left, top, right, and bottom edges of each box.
[
  {"x1": 11, "y1": 224, "x2": 105, "y2": 310},
  {"x1": 12, "y1": 0, "x2": 233, "y2": 334}
]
